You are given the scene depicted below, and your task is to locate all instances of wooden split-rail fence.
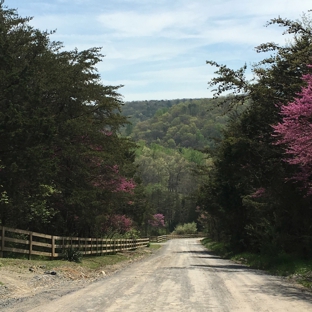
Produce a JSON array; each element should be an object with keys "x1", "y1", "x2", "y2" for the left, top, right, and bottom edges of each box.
[
  {"x1": 0, "y1": 225, "x2": 149, "y2": 260},
  {"x1": 150, "y1": 234, "x2": 204, "y2": 243}
]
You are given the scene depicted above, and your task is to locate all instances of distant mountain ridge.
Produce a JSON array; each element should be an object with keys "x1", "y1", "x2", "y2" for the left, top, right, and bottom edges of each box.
[{"x1": 121, "y1": 98, "x2": 228, "y2": 150}]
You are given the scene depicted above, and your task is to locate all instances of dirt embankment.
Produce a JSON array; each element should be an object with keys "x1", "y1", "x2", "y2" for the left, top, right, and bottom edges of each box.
[{"x1": 0, "y1": 248, "x2": 154, "y2": 310}]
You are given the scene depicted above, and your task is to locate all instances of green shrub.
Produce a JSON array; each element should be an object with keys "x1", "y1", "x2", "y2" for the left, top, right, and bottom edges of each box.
[
  {"x1": 173, "y1": 222, "x2": 197, "y2": 235},
  {"x1": 122, "y1": 229, "x2": 141, "y2": 239},
  {"x1": 62, "y1": 247, "x2": 82, "y2": 263}
]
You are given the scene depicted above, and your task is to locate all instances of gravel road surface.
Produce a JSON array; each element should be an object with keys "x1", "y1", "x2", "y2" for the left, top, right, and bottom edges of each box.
[{"x1": 5, "y1": 238, "x2": 312, "y2": 311}]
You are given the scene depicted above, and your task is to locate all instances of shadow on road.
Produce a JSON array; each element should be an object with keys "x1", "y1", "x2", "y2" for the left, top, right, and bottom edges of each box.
[
  {"x1": 191, "y1": 263, "x2": 251, "y2": 272},
  {"x1": 173, "y1": 242, "x2": 312, "y2": 304},
  {"x1": 190, "y1": 265, "x2": 312, "y2": 303},
  {"x1": 175, "y1": 250, "x2": 224, "y2": 260},
  {"x1": 248, "y1": 281, "x2": 312, "y2": 302},
  {"x1": 163, "y1": 265, "x2": 312, "y2": 304}
]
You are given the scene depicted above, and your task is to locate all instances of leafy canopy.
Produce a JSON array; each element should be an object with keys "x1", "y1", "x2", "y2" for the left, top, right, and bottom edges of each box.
[{"x1": 0, "y1": 1, "x2": 138, "y2": 236}]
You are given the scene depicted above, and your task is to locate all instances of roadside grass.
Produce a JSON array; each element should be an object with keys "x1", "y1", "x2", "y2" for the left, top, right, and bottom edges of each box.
[
  {"x1": 201, "y1": 238, "x2": 312, "y2": 289},
  {"x1": 0, "y1": 244, "x2": 162, "y2": 272},
  {"x1": 201, "y1": 238, "x2": 235, "y2": 259},
  {"x1": 148, "y1": 243, "x2": 162, "y2": 250}
]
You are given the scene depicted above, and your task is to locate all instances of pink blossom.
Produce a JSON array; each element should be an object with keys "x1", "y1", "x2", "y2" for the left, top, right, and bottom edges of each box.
[
  {"x1": 92, "y1": 164, "x2": 136, "y2": 194},
  {"x1": 251, "y1": 187, "x2": 266, "y2": 198},
  {"x1": 100, "y1": 214, "x2": 133, "y2": 234},
  {"x1": 273, "y1": 68, "x2": 312, "y2": 194},
  {"x1": 113, "y1": 178, "x2": 136, "y2": 194},
  {"x1": 148, "y1": 214, "x2": 165, "y2": 228},
  {"x1": 111, "y1": 165, "x2": 119, "y2": 173}
]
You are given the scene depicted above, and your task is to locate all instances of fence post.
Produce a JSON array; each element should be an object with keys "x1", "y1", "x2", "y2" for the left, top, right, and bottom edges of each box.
[
  {"x1": 0, "y1": 226, "x2": 5, "y2": 258},
  {"x1": 28, "y1": 232, "x2": 33, "y2": 260},
  {"x1": 51, "y1": 236, "x2": 55, "y2": 259}
]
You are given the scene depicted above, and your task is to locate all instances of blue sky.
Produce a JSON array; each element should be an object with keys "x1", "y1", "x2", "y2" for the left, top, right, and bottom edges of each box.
[{"x1": 5, "y1": 0, "x2": 312, "y2": 102}]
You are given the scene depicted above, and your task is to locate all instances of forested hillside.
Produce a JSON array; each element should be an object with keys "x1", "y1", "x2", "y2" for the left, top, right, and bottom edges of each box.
[
  {"x1": 121, "y1": 99, "x2": 180, "y2": 125},
  {"x1": 123, "y1": 98, "x2": 229, "y2": 150},
  {"x1": 121, "y1": 98, "x2": 231, "y2": 232},
  {"x1": 134, "y1": 142, "x2": 210, "y2": 232}
]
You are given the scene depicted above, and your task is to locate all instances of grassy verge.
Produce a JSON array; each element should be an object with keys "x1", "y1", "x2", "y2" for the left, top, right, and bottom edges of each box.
[
  {"x1": 148, "y1": 243, "x2": 162, "y2": 250},
  {"x1": 0, "y1": 244, "x2": 162, "y2": 272},
  {"x1": 201, "y1": 238, "x2": 312, "y2": 290}
]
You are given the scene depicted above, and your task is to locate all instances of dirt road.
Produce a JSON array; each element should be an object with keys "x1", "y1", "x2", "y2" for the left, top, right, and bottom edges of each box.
[{"x1": 4, "y1": 238, "x2": 312, "y2": 311}]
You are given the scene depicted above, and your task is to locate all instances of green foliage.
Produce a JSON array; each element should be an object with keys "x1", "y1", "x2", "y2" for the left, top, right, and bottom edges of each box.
[
  {"x1": 128, "y1": 107, "x2": 212, "y2": 234},
  {"x1": 125, "y1": 98, "x2": 229, "y2": 150},
  {"x1": 0, "y1": 3, "x2": 138, "y2": 236},
  {"x1": 114, "y1": 229, "x2": 141, "y2": 239},
  {"x1": 201, "y1": 238, "x2": 234, "y2": 258},
  {"x1": 62, "y1": 247, "x2": 83, "y2": 263},
  {"x1": 173, "y1": 222, "x2": 197, "y2": 235},
  {"x1": 0, "y1": 189, "x2": 8, "y2": 205},
  {"x1": 198, "y1": 11, "x2": 312, "y2": 257},
  {"x1": 180, "y1": 148, "x2": 206, "y2": 165},
  {"x1": 135, "y1": 142, "x2": 201, "y2": 232},
  {"x1": 0, "y1": 162, "x2": 8, "y2": 205},
  {"x1": 121, "y1": 99, "x2": 176, "y2": 126}
]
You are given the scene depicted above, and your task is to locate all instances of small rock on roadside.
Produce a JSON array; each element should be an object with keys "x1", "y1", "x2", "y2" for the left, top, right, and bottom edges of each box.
[{"x1": 44, "y1": 271, "x2": 57, "y2": 275}]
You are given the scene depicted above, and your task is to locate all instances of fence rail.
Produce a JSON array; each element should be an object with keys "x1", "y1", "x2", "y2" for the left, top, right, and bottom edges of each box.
[
  {"x1": 150, "y1": 233, "x2": 204, "y2": 243},
  {"x1": 0, "y1": 226, "x2": 149, "y2": 259}
]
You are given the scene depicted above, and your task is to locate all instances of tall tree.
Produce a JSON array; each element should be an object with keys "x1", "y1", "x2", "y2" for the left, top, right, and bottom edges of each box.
[
  {"x1": 199, "y1": 12, "x2": 312, "y2": 255},
  {"x1": 0, "y1": 1, "x2": 137, "y2": 236},
  {"x1": 273, "y1": 70, "x2": 312, "y2": 195}
]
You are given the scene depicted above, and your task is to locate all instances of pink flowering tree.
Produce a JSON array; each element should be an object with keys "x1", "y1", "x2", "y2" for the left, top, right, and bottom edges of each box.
[
  {"x1": 99, "y1": 214, "x2": 133, "y2": 236},
  {"x1": 273, "y1": 69, "x2": 312, "y2": 194},
  {"x1": 110, "y1": 214, "x2": 133, "y2": 233},
  {"x1": 250, "y1": 187, "x2": 266, "y2": 198},
  {"x1": 148, "y1": 213, "x2": 165, "y2": 227},
  {"x1": 148, "y1": 213, "x2": 165, "y2": 235},
  {"x1": 92, "y1": 164, "x2": 136, "y2": 194}
]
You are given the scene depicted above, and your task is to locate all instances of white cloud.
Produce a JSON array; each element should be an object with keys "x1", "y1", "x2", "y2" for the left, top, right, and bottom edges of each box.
[{"x1": 6, "y1": 0, "x2": 312, "y2": 101}]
